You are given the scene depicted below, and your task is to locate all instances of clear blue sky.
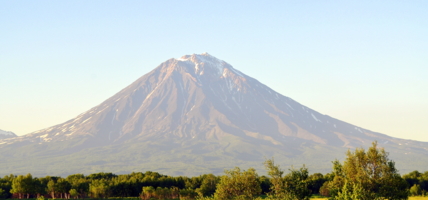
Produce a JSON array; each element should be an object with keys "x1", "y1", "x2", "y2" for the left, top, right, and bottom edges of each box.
[{"x1": 1, "y1": 1, "x2": 427, "y2": 141}]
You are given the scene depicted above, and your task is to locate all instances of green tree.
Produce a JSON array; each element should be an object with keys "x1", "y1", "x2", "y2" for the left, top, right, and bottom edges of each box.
[
  {"x1": 46, "y1": 180, "x2": 56, "y2": 199},
  {"x1": 410, "y1": 184, "x2": 422, "y2": 196},
  {"x1": 0, "y1": 174, "x2": 14, "y2": 199},
  {"x1": 264, "y1": 159, "x2": 284, "y2": 198},
  {"x1": 324, "y1": 141, "x2": 409, "y2": 200},
  {"x1": 403, "y1": 171, "x2": 421, "y2": 187},
  {"x1": 214, "y1": 167, "x2": 261, "y2": 200},
  {"x1": 141, "y1": 186, "x2": 155, "y2": 200},
  {"x1": 89, "y1": 179, "x2": 109, "y2": 198},
  {"x1": 420, "y1": 171, "x2": 428, "y2": 191},
  {"x1": 185, "y1": 177, "x2": 202, "y2": 190},
  {"x1": 283, "y1": 166, "x2": 311, "y2": 200},
  {"x1": 154, "y1": 187, "x2": 170, "y2": 200},
  {"x1": 69, "y1": 189, "x2": 79, "y2": 199},
  {"x1": 308, "y1": 173, "x2": 327, "y2": 195},
  {"x1": 264, "y1": 158, "x2": 311, "y2": 200},
  {"x1": 74, "y1": 178, "x2": 89, "y2": 198},
  {"x1": 334, "y1": 180, "x2": 369, "y2": 200},
  {"x1": 23, "y1": 174, "x2": 34, "y2": 198},
  {"x1": 179, "y1": 188, "x2": 198, "y2": 200},
  {"x1": 0, "y1": 188, "x2": 6, "y2": 199},
  {"x1": 87, "y1": 172, "x2": 117, "y2": 180},
  {"x1": 171, "y1": 186, "x2": 180, "y2": 199},
  {"x1": 36, "y1": 196, "x2": 46, "y2": 200},
  {"x1": 56, "y1": 178, "x2": 71, "y2": 199},
  {"x1": 33, "y1": 178, "x2": 46, "y2": 198},
  {"x1": 195, "y1": 174, "x2": 218, "y2": 197},
  {"x1": 10, "y1": 174, "x2": 33, "y2": 199},
  {"x1": 10, "y1": 175, "x2": 25, "y2": 199},
  {"x1": 402, "y1": 170, "x2": 428, "y2": 192}
]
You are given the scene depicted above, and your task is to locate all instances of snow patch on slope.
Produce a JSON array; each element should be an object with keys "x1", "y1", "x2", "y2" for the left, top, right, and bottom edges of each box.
[{"x1": 311, "y1": 113, "x2": 322, "y2": 122}]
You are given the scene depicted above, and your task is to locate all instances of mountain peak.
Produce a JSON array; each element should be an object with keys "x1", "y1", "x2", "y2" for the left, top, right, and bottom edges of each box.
[
  {"x1": 177, "y1": 52, "x2": 215, "y2": 60},
  {"x1": 0, "y1": 129, "x2": 16, "y2": 136},
  {"x1": 0, "y1": 129, "x2": 17, "y2": 140},
  {"x1": 176, "y1": 53, "x2": 244, "y2": 79}
]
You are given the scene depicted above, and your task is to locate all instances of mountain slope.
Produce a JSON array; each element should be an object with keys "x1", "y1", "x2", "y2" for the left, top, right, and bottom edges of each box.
[
  {"x1": 0, "y1": 129, "x2": 17, "y2": 140},
  {"x1": 1, "y1": 53, "x2": 427, "y2": 176}
]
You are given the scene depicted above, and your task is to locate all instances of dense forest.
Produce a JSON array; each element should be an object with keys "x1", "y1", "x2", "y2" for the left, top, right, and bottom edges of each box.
[{"x1": 1, "y1": 142, "x2": 427, "y2": 200}]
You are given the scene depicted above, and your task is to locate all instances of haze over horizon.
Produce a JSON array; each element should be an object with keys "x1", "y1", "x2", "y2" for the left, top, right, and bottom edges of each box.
[{"x1": 1, "y1": 1, "x2": 427, "y2": 142}]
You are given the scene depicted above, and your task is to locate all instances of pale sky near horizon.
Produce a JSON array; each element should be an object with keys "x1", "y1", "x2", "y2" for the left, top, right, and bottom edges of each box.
[{"x1": 1, "y1": 1, "x2": 427, "y2": 141}]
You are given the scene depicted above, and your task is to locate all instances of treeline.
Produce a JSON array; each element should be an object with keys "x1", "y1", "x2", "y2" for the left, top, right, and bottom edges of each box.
[
  {"x1": 0, "y1": 142, "x2": 426, "y2": 200},
  {"x1": 403, "y1": 171, "x2": 428, "y2": 196},
  {"x1": 0, "y1": 172, "x2": 219, "y2": 199}
]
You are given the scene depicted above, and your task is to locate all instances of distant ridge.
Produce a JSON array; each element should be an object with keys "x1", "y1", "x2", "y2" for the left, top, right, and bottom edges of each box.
[
  {"x1": 0, "y1": 129, "x2": 17, "y2": 140},
  {"x1": 1, "y1": 53, "x2": 428, "y2": 177}
]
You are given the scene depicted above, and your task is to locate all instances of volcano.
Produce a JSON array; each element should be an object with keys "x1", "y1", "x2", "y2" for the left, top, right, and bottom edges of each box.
[{"x1": 1, "y1": 53, "x2": 427, "y2": 176}]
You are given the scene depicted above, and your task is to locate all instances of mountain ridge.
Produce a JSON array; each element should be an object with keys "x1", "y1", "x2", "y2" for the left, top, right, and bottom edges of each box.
[{"x1": 0, "y1": 129, "x2": 17, "y2": 140}]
